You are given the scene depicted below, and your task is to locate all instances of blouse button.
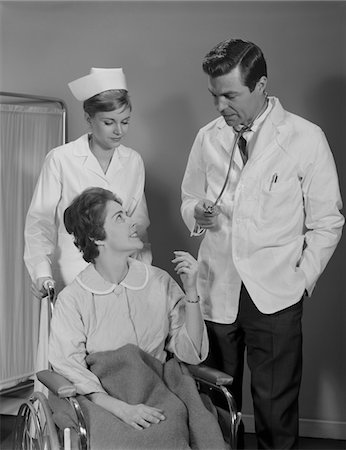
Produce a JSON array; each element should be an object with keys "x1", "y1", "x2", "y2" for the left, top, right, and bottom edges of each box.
[{"x1": 113, "y1": 285, "x2": 122, "y2": 295}]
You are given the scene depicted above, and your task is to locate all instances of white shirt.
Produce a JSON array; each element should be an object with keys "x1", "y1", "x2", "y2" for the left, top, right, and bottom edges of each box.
[
  {"x1": 49, "y1": 259, "x2": 209, "y2": 395},
  {"x1": 181, "y1": 97, "x2": 344, "y2": 323},
  {"x1": 24, "y1": 134, "x2": 151, "y2": 288},
  {"x1": 238, "y1": 98, "x2": 272, "y2": 160}
]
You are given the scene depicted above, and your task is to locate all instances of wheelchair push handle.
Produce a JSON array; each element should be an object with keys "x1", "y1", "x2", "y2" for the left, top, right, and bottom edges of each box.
[{"x1": 43, "y1": 279, "x2": 56, "y2": 302}]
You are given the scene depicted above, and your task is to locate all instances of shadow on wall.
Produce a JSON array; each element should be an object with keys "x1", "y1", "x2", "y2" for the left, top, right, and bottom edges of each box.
[
  {"x1": 300, "y1": 75, "x2": 346, "y2": 424},
  {"x1": 142, "y1": 93, "x2": 205, "y2": 279},
  {"x1": 306, "y1": 75, "x2": 345, "y2": 185},
  {"x1": 301, "y1": 243, "x2": 346, "y2": 424},
  {"x1": 146, "y1": 171, "x2": 203, "y2": 283}
]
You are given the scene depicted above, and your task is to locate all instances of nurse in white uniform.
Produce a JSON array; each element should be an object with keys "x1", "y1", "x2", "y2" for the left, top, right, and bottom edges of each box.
[
  {"x1": 24, "y1": 67, "x2": 151, "y2": 296},
  {"x1": 24, "y1": 67, "x2": 151, "y2": 381}
]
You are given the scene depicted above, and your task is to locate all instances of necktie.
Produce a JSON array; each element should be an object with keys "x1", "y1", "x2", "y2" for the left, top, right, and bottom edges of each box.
[{"x1": 238, "y1": 135, "x2": 248, "y2": 165}]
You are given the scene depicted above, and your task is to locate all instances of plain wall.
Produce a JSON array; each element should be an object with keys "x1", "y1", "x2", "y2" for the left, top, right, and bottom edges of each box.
[{"x1": 1, "y1": 0, "x2": 345, "y2": 438}]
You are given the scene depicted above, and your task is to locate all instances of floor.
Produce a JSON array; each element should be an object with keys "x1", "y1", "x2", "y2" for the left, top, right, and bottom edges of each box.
[
  {"x1": 244, "y1": 433, "x2": 346, "y2": 450},
  {"x1": 1, "y1": 384, "x2": 345, "y2": 449},
  {"x1": 2, "y1": 413, "x2": 345, "y2": 449}
]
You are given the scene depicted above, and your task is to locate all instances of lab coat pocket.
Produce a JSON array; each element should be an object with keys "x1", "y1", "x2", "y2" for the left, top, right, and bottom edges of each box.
[
  {"x1": 258, "y1": 177, "x2": 299, "y2": 223},
  {"x1": 263, "y1": 176, "x2": 295, "y2": 195}
]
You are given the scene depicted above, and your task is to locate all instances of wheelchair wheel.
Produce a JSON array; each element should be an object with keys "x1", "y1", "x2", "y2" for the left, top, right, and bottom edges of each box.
[{"x1": 13, "y1": 391, "x2": 60, "y2": 450}]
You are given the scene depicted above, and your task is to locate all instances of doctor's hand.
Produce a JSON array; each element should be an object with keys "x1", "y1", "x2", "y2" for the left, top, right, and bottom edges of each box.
[
  {"x1": 32, "y1": 277, "x2": 56, "y2": 301},
  {"x1": 194, "y1": 199, "x2": 221, "y2": 229}
]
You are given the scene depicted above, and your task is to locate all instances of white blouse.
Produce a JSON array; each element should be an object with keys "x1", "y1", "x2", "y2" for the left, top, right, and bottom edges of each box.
[{"x1": 49, "y1": 258, "x2": 208, "y2": 395}]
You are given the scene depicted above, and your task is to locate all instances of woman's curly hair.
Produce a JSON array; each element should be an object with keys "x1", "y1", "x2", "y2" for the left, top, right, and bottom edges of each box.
[{"x1": 64, "y1": 187, "x2": 122, "y2": 263}]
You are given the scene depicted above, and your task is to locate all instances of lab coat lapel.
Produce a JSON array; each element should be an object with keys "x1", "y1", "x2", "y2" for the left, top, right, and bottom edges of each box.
[
  {"x1": 72, "y1": 134, "x2": 106, "y2": 179},
  {"x1": 250, "y1": 98, "x2": 288, "y2": 164},
  {"x1": 85, "y1": 146, "x2": 124, "y2": 181},
  {"x1": 104, "y1": 146, "x2": 124, "y2": 181},
  {"x1": 250, "y1": 119, "x2": 277, "y2": 163},
  {"x1": 215, "y1": 122, "x2": 243, "y2": 170},
  {"x1": 72, "y1": 134, "x2": 125, "y2": 181},
  {"x1": 84, "y1": 152, "x2": 107, "y2": 179}
]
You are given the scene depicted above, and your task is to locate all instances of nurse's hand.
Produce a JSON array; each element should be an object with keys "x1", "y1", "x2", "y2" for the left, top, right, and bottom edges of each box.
[
  {"x1": 194, "y1": 200, "x2": 220, "y2": 229},
  {"x1": 33, "y1": 277, "x2": 56, "y2": 301}
]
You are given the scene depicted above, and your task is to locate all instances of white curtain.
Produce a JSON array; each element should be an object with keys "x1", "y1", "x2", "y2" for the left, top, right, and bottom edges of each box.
[{"x1": 0, "y1": 102, "x2": 64, "y2": 390}]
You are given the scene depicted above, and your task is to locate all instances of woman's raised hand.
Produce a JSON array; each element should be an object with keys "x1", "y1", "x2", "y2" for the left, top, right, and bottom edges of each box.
[{"x1": 172, "y1": 251, "x2": 198, "y2": 292}]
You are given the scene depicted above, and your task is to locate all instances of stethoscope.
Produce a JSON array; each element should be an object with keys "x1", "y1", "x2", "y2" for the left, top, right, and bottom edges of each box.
[{"x1": 204, "y1": 124, "x2": 252, "y2": 215}]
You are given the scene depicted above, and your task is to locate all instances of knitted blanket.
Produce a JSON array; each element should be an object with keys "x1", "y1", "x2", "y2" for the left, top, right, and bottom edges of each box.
[{"x1": 51, "y1": 344, "x2": 226, "y2": 450}]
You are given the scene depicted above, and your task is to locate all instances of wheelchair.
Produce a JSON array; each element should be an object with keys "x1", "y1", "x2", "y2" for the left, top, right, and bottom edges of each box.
[{"x1": 13, "y1": 286, "x2": 241, "y2": 450}]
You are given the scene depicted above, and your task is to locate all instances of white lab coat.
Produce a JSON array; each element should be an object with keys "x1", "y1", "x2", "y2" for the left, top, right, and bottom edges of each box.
[
  {"x1": 24, "y1": 133, "x2": 151, "y2": 291},
  {"x1": 181, "y1": 97, "x2": 344, "y2": 324}
]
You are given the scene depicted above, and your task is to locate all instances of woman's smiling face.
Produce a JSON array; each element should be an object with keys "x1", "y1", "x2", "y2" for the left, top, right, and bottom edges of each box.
[{"x1": 101, "y1": 200, "x2": 144, "y2": 254}]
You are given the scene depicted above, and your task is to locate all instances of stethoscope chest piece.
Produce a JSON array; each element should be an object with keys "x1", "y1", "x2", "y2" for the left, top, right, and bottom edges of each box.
[{"x1": 203, "y1": 125, "x2": 251, "y2": 214}]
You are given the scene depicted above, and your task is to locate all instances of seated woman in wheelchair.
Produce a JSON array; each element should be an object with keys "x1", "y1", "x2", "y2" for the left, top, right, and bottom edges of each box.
[{"x1": 48, "y1": 187, "x2": 225, "y2": 448}]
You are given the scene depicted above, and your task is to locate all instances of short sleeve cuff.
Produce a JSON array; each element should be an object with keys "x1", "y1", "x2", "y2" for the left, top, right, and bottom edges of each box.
[
  {"x1": 172, "y1": 323, "x2": 209, "y2": 365},
  {"x1": 76, "y1": 381, "x2": 108, "y2": 396}
]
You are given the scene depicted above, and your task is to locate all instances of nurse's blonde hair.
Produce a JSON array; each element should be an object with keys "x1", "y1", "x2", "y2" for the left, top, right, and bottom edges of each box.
[{"x1": 83, "y1": 89, "x2": 131, "y2": 117}]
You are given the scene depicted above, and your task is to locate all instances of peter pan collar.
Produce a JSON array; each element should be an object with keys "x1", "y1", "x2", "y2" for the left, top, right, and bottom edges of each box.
[{"x1": 76, "y1": 258, "x2": 149, "y2": 295}]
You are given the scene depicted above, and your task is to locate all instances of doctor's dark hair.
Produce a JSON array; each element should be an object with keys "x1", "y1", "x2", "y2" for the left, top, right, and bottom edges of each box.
[
  {"x1": 64, "y1": 187, "x2": 123, "y2": 264},
  {"x1": 202, "y1": 39, "x2": 267, "y2": 92},
  {"x1": 83, "y1": 89, "x2": 131, "y2": 117}
]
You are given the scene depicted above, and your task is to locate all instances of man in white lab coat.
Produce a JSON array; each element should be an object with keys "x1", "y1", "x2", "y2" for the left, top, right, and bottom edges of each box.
[{"x1": 181, "y1": 39, "x2": 344, "y2": 449}]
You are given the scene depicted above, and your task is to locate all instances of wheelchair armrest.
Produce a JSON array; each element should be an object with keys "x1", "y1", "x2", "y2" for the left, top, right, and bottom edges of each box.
[
  {"x1": 187, "y1": 364, "x2": 233, "y2": 386},
  {"x1": 37, "y1": 370, "x2": 77, "y2": 398}
]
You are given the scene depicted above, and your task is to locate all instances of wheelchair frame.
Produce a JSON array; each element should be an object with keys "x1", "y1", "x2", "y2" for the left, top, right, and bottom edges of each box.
[{"x1": 13, "y1": 286, "x2": 241, "y2": 450}]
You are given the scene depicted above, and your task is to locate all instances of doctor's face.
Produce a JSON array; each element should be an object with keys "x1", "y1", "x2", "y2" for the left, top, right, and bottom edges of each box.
[
  {"x1": 87, "y1": 106, "x2": 131, "y2": 151},
  {"x1": 208, "y1": 66, "x2": 267, "y2": 129},
  {"x1": 101, "y1": 200, "x2": 144, "y2": 255}
]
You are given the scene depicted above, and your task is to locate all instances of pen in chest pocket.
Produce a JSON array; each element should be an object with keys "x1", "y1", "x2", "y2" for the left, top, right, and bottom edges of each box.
[{"x1": 269, "y1": 173, "x2": 278, "y2": 191}]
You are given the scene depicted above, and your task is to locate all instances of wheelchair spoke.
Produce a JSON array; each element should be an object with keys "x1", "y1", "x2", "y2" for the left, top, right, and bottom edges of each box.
[{"x1": 13, "y1": 394, "x2": 60, "y2": 450}]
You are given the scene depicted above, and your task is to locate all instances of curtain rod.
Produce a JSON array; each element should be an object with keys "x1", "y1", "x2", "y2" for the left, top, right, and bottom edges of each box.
[
  {"x1": 0, "y1": 91, "x2": 66, "y2": 112},
  {"x1": 0, "y1": 91, "x2": 68, "y2": 143}
]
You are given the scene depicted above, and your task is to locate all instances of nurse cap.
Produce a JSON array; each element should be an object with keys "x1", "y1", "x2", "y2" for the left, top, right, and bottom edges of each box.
[{"x1": 68, "y1": 67, "x2": 128, "y2": 101}]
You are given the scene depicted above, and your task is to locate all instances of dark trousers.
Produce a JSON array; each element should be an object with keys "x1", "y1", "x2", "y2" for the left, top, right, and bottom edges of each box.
[{"x1": 205, "y1": 284, "x2": 303, "y2": 449}]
